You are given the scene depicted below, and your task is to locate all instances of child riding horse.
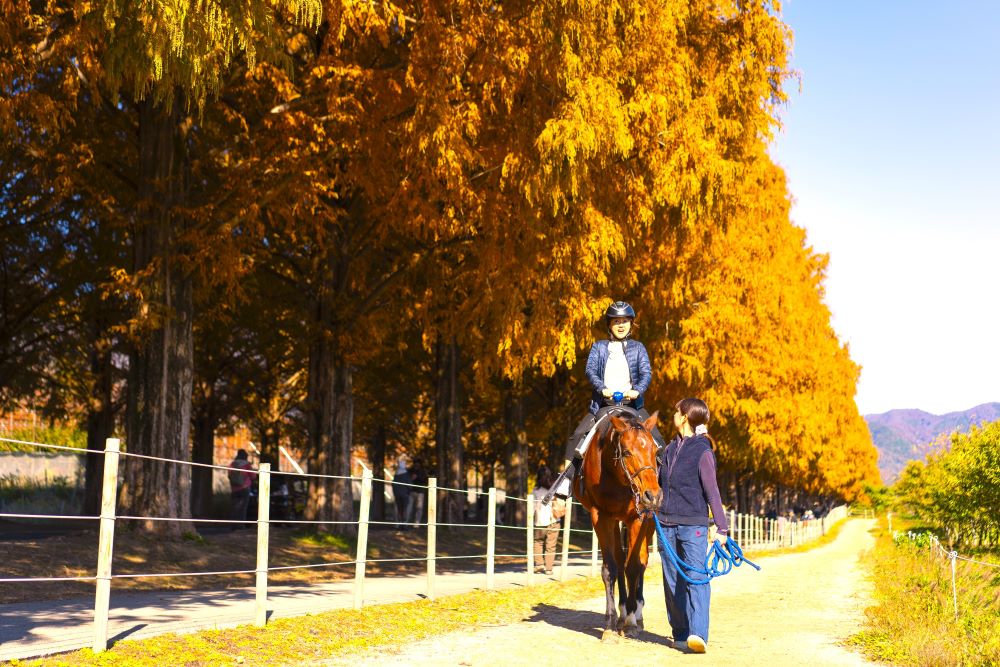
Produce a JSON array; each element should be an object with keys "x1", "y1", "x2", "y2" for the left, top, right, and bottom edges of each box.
[{"x1": 545, "y1": 300, "x2": 666, "y2": 502}]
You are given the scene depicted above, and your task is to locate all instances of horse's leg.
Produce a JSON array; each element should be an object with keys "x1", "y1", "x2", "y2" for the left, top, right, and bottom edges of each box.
[
  {"x1": 635, "y1": 519, "x2": 653, "y2": 632},
  {"x1": 621, "y1": 517, "x2": 653, "y2": 638},
  {"x1": 612, "y1": 521, "x2": 627, "y2": 634},
  {"x1": 594, "y1": 515, "x2": 620, "y2": 642}
]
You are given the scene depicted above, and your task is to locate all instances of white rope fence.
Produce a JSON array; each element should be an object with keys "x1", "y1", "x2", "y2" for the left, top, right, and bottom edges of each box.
[
  {"x1": 1, "y1": 435, "x2": 846, "y2": 653},
  {"x1": 897, "y1": 530, "x2": 1000, "y2": 619}
]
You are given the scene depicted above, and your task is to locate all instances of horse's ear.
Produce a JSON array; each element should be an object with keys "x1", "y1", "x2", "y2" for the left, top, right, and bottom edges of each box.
[
  {"x1": 643, "y1": 411, "x2": 659, "y2": 432},
  {"x1": 609, "y1": 415, "x2": 629, "y2": 432}
]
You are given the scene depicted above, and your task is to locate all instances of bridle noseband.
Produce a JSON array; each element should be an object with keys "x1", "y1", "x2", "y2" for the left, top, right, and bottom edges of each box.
[{"x1": 611, "y1": 422, "x2": 657, "y2": 514}]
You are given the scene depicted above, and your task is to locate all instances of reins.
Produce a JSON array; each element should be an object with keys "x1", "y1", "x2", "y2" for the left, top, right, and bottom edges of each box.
[{"x1": 647, "y1": 511, "x2": 761, "y2": 585}]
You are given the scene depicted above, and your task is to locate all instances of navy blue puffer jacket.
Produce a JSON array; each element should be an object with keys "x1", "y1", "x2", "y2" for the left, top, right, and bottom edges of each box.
[{"x1": 584, "y1": 339, "x2": 652, "y2": 415}]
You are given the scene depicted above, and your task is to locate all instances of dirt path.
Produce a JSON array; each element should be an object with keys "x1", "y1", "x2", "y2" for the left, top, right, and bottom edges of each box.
[{"x1": 327, "y1": 518, "x2": 878, "y2": 667}]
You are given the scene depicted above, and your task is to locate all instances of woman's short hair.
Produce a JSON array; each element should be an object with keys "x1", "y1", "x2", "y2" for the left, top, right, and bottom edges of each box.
[{"x1": 536, "y1": 465, "x2": 556, "y2": 489}]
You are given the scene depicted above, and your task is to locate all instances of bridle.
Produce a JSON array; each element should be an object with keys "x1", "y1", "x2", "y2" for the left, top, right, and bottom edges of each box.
[{"x1": 611, "y1": 421, "x2": 658, "y2": 514}]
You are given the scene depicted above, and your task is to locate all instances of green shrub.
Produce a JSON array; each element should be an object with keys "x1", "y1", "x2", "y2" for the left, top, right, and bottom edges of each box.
[
  {"x1": 0, "y1": 425, "x2": 88, "y2": 452},
  {"x1": 0, "y1": 474, "x2": 83, "y2": 516}
]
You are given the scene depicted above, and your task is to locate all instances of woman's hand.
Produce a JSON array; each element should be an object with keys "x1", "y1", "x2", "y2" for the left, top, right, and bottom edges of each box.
[
  {"x1": 624, "y1": 390, "x2": 639, "y2": 400},
  {"x1": 602, "y1": 388, "x2": 614, "y2": 398}
]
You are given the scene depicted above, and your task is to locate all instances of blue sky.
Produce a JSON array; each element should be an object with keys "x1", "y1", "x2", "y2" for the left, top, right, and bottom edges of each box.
[{"x1": 769, "y1": 1, "x2": 1000, "y2": 415}]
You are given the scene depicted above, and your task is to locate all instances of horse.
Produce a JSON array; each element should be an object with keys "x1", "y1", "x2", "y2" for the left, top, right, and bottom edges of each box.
[{"x1": 573, "y1": 407, "x2": 662, "y2": 641}]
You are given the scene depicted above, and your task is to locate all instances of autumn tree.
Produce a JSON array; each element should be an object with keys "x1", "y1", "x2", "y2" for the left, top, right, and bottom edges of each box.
[{"x1": 645, "y1": 156, "x2": 879, "y2": 509}]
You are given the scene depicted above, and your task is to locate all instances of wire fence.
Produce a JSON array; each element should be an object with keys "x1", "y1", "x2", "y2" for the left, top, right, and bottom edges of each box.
[
  {"x1": 1, "y1": 435, "x2": 846, "y2": 654},
  {"x1": 896, "y1": 529, "x2": 1000, "y2": 619}
]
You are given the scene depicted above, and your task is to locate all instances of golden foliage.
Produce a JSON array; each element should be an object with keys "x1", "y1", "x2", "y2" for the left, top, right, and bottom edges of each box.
[{"x1": 1, "y1": 0, "x2": 878, "y2": 505}]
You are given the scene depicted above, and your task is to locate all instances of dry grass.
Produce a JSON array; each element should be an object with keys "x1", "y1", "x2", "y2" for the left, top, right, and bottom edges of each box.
[
  {"x1": 848, "y1": 517, "x2": 1000, "y2": 666},
  {"x1": 0, "y1": 521, "x2": 595, "y2": 604}
]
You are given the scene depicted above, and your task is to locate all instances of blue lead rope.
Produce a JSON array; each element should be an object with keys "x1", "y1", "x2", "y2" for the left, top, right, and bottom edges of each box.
[{"x1": 651, "y1": 513, "x2": 761, "y2": 585}]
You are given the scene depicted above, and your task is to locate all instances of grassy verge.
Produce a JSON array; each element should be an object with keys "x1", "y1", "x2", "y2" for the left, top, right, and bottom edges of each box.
[
  {"x1": 0, "y1": 427, "x2": 87, "y2": 452},
  {"x1": 9, "y1": 575, "x2": 607, "y2": 667},
  {"x1": 848, "y1": 517, "x2": 1000, "y2": 666}
]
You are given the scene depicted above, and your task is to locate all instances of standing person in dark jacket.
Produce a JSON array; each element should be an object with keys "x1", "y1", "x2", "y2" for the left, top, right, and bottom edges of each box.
[
  {"x1": 657, "y1": 397, "x2": 730, "y2": 654},
  {"x1": 544, "y1": 300, "x2": 666, "y2": 501}
]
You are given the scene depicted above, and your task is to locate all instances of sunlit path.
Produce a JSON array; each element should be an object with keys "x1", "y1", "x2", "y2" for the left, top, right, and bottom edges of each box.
[{"x1": 327, "y1": 519, "x2": 877, "y2": 667}]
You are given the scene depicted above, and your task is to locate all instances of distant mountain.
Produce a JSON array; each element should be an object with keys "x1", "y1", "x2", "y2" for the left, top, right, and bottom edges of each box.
[{"x1": 865, "y1": 402, "x2": 1000, "y2": 484}]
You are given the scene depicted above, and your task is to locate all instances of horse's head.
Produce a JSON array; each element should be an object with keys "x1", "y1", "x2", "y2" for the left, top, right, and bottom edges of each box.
[{"x1": 608, "y1": 411, "x2": 662, "y2": 514}]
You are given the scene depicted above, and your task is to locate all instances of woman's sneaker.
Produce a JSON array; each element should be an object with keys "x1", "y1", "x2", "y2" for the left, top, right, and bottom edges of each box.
[{"x1": 686, "y1": 635, "x2": 706, "y2": 653}]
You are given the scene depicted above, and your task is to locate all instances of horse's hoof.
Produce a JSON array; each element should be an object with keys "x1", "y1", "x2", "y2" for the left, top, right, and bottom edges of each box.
[
  {"x1": 624, "y1": 624, "x2": 641, "y2": 639},
  {"x1": 601, "y1": 629, "x2": 620, "y2": 643},
  {"x1": 637, "y1": 619, "x2": 645, "y2": 631}
]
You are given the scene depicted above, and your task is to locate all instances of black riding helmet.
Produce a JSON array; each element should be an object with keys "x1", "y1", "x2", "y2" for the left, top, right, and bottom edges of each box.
[{"x1": 604, "y1": 301, "x2": 636, "y2": 336}]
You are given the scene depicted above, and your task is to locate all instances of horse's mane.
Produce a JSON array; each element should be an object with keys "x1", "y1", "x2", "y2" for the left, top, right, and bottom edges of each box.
[{"x1": 596, "y1": 408, "x2": 647, "y2": 441}]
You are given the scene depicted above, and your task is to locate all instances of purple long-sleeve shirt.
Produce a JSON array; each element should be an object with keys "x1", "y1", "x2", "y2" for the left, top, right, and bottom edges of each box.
[{"x1": 697, "y1": 450, "x2": 729, "y2": 535}]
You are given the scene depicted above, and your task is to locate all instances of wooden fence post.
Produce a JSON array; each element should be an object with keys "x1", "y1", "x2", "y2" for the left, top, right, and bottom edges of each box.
[
  {"x1": 92, "y1": 438, "x2": 120, "y2": 653},
  {"x1": 353, "y1": 467, "x2": 373, "y2": 609},
  {"x1": 427, "y1": 478, "x2": 437, "y2": 600},
  {"x1": 559, "y1": 498, "x2": 573, "y2": 581},
  {"x1": 486, "y1": 487, "x2": 496, "y2": 590},
  {"x1": 254, "y1": 463, "x2": 271, "y2": 626}
]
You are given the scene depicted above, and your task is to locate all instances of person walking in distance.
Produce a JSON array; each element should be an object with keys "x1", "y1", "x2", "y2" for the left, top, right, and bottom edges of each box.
[
  {"x1": 392, "y1": 457, "x2": 411, "y2": 529},
  {"x1": 228, "y1": 449, "x2": 256, "y2": 527},
  {"x1": 405, "y1": 458, "x2": 429, "y2": 527},
  {"x1": 531, "y1": 465, "x2": 564, "y2": 575}
]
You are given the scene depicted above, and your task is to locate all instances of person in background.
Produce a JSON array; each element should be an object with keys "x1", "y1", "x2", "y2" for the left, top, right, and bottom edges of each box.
[
  {"x1": 531, "y1": 465, "x2": 563, "y2": 575},
  {"x1": 228, "y1": 449, "x2": 256, "y2": 527},
  {"x1": 656, "y1": 397, "x2": 729, "y2": 654},
  {"x1": 392, "y1": 456, "x2": 411, "y2": 529},
  {"x1": 406, "y1": 458, "x2": 428, "y2": 527}
]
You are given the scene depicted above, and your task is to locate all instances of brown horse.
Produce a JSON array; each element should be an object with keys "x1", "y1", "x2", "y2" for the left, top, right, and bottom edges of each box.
[{"x1": 574, "y1": 408, "x2": 662, "y2": 640}]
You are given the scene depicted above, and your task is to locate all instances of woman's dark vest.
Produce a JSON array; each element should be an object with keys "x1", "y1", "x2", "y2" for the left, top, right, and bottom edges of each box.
[{"x1": 657, "y1": 434, "x2": 712, "y2": 525}]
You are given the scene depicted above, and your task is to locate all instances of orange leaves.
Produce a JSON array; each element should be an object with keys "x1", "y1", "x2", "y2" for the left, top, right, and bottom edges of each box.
[{"x1": 647, "y1": 156, "x2": 879, "y2": 499}]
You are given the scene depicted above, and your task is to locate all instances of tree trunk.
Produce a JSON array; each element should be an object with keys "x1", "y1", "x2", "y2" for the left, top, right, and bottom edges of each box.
[
  {"x1": 83, "y1": 320, "x2": 115, "y2": 516},
  {"x1": 502, "y1": 385, "x2": 527, "y2": 526},
  {"x1": 304, "y1": 326, "x2": 355, "y2": 535},
  {"x1": 258, "y1": 419, "x2": 281, "y2": 470},
  {"x1": 190, "y1": 408, "x2": 217, "y2": 518},
  {"x1": 369, "y1": 424, "x2": 387, "y2": 522},
  {"x1": 120, "y1": 97, "x2": 193, "y2": 536},
  {"x1": 435, "y1": 338, "x2": 464, "y2": 525}
]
